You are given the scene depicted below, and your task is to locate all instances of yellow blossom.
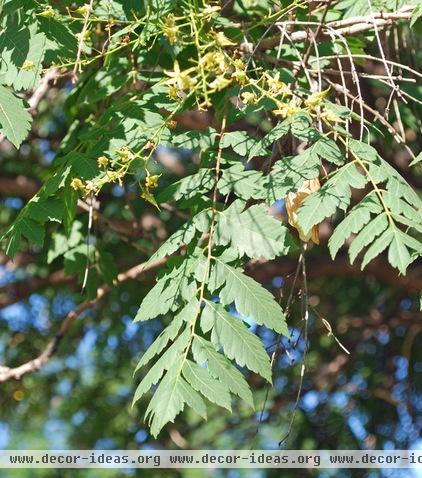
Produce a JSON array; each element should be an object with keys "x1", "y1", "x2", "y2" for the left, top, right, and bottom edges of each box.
[
  {"x1": 273, "y1": 102, "x2": 300, "y2": 118},
  {"x1": 280, "y1": 84, "x2": 293, "y2": 97},
  {"x1": 105, "y1": 169, "x2": 119, "y2": 181},
  {"x1": 117, "y1": 146, "x2": 135, "y2": 163},
  {"x1": 145, "y1": 174, "x2": 160, "y2": 189},
  {"x1": 241, "y1": 91, "x2": 258, "y2": 105},
  {"x1": 97, "y1": 156, "x2": 109, "y2": 168},
  {"x1": 200, "y1": 51, "x2": 228, "y2": 75},
  {"x1": 70, "y1": 178, "x2": 84, "y2": 191},
  {"x1": 38, "y1": 6, "x2": 55, "y2": 17},
  {"x1": 211, "y1": 31, "x2": 236, "y2": 47},
  {"x1": 85, "y1": 180, "x2": 97, "y2": 192},
  {"x1": 231, "y1": 59, "x2": 247, "y2": 85},
  {"x1": 163, "y1": 14, "x2": 179, "y2": 45},
  {"x1": 213, "y1": 51, "x2": 228, "y2": 73},
  {"x1": 199, "y1": 52, "x2": 215, "y2": 70},
  {"x1": 233, "y1": 59, "x2": 245, "y2": 70},
  {"x1": 202, "y1": 4, "x2": 221, "y2": 17},
  {"x1": 264, "y1": 72, "x2": 292, "y2": 97},
  {"x1": 76, "y1": 4, "x2": 91, "y2": 16},
  {"x1": 164, "y1": 61, "x2": 197, "y2": 90},
  {"x1": 75, "y1": 31, "x2": 90, "y2": 43},
  {"x1": 168, "y1": 85, "x2": 180, "y2": 100},
  {"x1": 305, "y1": 88, "x2": 330, "y2": 108},
  {"x1": 168, "y1": 120, "x2": 177, "y2": 129},
  {"x1": 13, "y1": 390, "x2": 24, "y2": 401},
  {"x1": 209, "y1": 75, "x2": 231, "y2": 91}
]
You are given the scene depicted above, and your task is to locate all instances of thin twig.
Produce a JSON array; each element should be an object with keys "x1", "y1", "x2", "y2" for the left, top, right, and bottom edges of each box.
[
  {"x1": 300, "y1": 0, "x2": 333, "y2": 74},
  {"x1": 251, "y1": 251, "x2": 303, "y2": 448},
  {"x1": 256, "y1": 6, "x2": 414, "y2": 50},
  {"x1": 311, "y1": 306, "x2": 351, "y2": 354},
  {"x1": 311, "y1": 54, "x2": 422, "y2": 80},
  {"x1": 81, "y1": 192, "x2": 94, "y2": 291},
  {"x1": 325, "y1": 78, "x2": 416, "y2": 160},
  {"x1": 326, "y1": 26, "x2": 365, "y2": 139},
  {"x1": 72, "y1": 0, "x2": 94, "y2": 83},
  {"x1": 279, "y1": 242, "x2": 309, "y2": 446},
  {"x1": 366, "y1": 0, "x2": 404, "y2": 113}
]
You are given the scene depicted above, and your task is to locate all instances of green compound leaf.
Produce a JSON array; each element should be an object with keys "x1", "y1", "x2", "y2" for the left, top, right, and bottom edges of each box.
[
  {"x1": 145, "y1": 362, "x2": 207, "y2": 437},
  {"x1": 182, "y1": 360, "x2": 232, "y2": 410},
  {"x1": 214, "y1": 200, "x2": 290, "y2": 260},
  {"x1": 192, "y1": 336, "x2": 254, "y2": 407},
  {"x1": 210, "y1": 258, "x2": 288, "y2": 336},
  {"x1": 203, "y1": 301, "x2": 272, "y2": 383},
  {"x1": 297, "y1": 162, "x2": 368, "y2": 235}
]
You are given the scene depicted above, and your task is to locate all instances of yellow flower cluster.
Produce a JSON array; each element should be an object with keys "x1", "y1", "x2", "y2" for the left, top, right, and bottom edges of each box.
[
  {"x1": 240, "y1": 72, "x2": 294, "y2": 115},
  {"x1": 69, "y1": 145, "x2": 141, "y2": 197},
  {"x1": 231, "y1": 59, "x2": 248, "y2": 85},
  {"x1": 69, "y1": 143, "x2": 165, "y2": 208},
  {"x1": 116, "y1": 146, "x2": 135, "y2": 163},
  {"x1": 273, "y1": 103, "x2": 300, "y2": 118},
  {"x1": 211, "y1": 31, "x2": 235, "y2": 47},
  {"x1": 165, "y1": 53, "x2": 247, "y2": 102},
  {"x1": 241, "y1": 91, "x2": 258, "y2": 105},
  {"x1": 264, "y1": 72, "x2": 292, "y2": 97},
  {"x1": 97, "y1": 156, "x2": 109, "y2": 168},
  {"x1": 70, "y1": 176, "x2": 101, "y2": 196},
  {"x1": 141, "y1": 174, "x2": 161, "y2": 208},
  {"x1": 160, "y1": 2, "x2": 221, "y2": 46},
  {"x1": 200, "y1": 51, "x2": 227, "y2": 75},
  {"x1": 160, "y1": 3, "x2": 247, "y2": 106},
  {"x1": 202, "y1": 4, "x2": 220, "y2": 17},
  {"x1": 145, "y1": 174, "x2": 160, "y2": 189},
  {"x1": 70, "y1": 178, "x2": 84, "y2": 191},
  {"x1": 239, "y1": 74, "x2": 336, "y2": 120},
  {"x1": 165, "y1": 60, "x2": 197, "y2": 99},
  {"x1": 162, "y1": 14, "x2": 179, "y2": 45}
]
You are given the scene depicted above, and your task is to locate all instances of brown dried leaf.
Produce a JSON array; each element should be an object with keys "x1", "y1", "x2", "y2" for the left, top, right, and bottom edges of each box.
[{"x1": 286, "y1": 178, "x2": 320, "y2": 244}]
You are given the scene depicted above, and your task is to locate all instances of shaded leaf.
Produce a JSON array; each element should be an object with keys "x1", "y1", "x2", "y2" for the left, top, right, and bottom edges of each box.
[
  {"x1": 214, "y1": 200, "x2": 290, "y2": 260},
  {"x1": 0, "y1": 85, "x2": 31, "y2": 148}
]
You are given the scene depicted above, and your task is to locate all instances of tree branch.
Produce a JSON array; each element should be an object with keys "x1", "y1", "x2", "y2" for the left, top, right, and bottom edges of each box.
[
  {"x1": 256, "y1": 6, "x2": 414, "y2": 51},
  {"x1": 248, "y1": 254, "x2": 422, "y2": 292},
  {"x1": 28, "y1": 70, "x2": 59, "y2": 114},
  {"x1": 0, "y1": 270, "x2": 74, "y2": 308},
  {"x1": 0, "y1": 176, "x2": 40, "y2": 198},
  {"x1": 0, "y1": 258, "x2": 166, "y2": 383},
  {"x1": 2, "y1": 249, "x2": 419, "y2": 310}
]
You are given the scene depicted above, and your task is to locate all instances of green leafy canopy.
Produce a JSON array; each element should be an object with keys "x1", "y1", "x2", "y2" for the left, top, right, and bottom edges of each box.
[{"x1": 0, "y1": 0, "x2": 421, "y2": 438}]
